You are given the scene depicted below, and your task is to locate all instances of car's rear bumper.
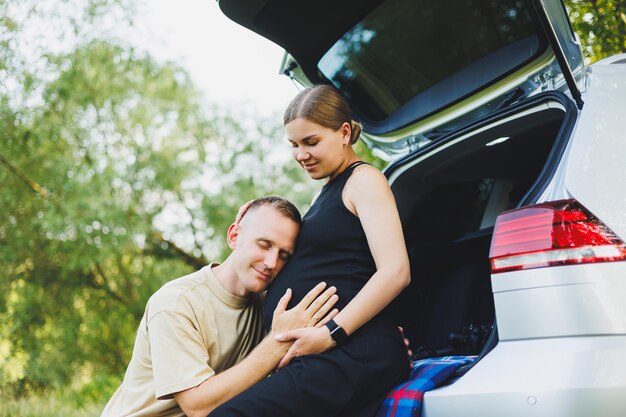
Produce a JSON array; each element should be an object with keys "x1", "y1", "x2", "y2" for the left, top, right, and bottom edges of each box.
[
  {"x1": 492, "y1": 262, "x2": 626, "y2": 340},
  {"x1": 423, "y1": 335, "x2": 626, "y2": 417}
]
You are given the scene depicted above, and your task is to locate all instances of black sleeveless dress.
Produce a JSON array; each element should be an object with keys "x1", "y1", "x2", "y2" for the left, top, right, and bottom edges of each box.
[{"x1": 209, "y1": 162, "x2": 409, "y2": 417}]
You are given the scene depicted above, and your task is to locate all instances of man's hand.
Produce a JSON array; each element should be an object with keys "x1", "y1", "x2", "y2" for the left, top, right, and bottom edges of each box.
[
  {"x1": 270, "y1": 282, "x2": 341, "y2": 370},
  {"x1": 274, "y1": 326, "x2": 335, "y2": 369},
  {"x1": 272, "y1": 282, "x2": 339, "y2": 335}
]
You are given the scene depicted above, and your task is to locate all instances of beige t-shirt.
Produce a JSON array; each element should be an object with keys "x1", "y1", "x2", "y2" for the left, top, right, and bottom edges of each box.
[{"x1": 101, "y1": 264, "x2": 265, "y2": 417}]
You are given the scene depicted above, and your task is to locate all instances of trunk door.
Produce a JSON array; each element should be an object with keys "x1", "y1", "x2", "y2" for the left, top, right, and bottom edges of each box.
[{"x1": 219, "y1": 0, "x2": 585, "y2": 159}]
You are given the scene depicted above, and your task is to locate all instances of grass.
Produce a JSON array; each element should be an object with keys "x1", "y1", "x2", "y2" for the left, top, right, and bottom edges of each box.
[
  {"x1": 0, "y1": 394, "x2": 106, "y2": 417},
  {"x1": 0, "y1": 368, "x2": 121, "y2": 416}
]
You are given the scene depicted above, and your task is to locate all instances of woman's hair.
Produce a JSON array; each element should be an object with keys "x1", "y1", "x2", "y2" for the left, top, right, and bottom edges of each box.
[{"x1": 283, "y1": 85, "x2": 362, "y2": 145}]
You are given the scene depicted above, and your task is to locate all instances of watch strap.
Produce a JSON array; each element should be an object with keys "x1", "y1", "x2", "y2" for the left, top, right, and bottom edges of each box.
[{"x1": 325, "y1": 319, "x2": 349, "y2": 345}]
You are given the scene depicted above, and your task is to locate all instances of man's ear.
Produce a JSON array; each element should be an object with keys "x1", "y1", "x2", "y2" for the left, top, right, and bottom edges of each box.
[{"x1": 226, "y1": 223, "x2": 239, "y2": 250}]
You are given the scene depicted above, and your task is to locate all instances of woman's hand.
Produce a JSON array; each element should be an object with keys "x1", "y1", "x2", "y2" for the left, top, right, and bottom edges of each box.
[
  {"x1": 398, "y1": 326, "x2": 414, "y2": 369},
  {"x1": 274, "y1": 326, "x2": 335, "y2": 369},
  {"x1": 234, "y1": 200, "x2": 253, "y2": 225}
]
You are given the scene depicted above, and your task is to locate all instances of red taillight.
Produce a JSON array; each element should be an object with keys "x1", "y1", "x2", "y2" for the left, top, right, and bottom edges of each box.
[{"x1": 490, "y1": 200, "x2": 626, "y2": 273}]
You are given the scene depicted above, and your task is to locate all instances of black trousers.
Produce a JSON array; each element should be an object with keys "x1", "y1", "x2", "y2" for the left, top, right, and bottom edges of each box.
[{"x1": 209, "y1": 321, "x2": 409, "y2": 417}]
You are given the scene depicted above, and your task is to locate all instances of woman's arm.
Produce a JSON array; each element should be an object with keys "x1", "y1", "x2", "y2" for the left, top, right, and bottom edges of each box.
[
  {"x1": 275, "y1": 164, "x2": 410, "y2": 366},
  {"x1": 334, "y1": 164, "x2": 410, "y2": 333}
]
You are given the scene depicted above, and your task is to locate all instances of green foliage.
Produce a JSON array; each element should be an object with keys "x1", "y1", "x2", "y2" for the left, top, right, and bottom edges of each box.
[
  {"x1": 354, "y1": 140, "x2": 386, "y2": 170},
  {"x1": 0, "y1": 39, "x2": 200, "y2": 397},
  {"x1": 0, "y1": 35, "x2": 316, "y2": 400},
  {"x1": 0, "y1": 0, "x2": 317, "y2": 406},
  {"x1": 565, "y1": 0, "x2": 626, "y2": 62}
]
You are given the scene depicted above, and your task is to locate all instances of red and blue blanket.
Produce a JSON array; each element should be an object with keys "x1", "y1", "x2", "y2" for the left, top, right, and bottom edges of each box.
[{"x1": 376, "y1": 356, "x2": 477, "y2": 417}]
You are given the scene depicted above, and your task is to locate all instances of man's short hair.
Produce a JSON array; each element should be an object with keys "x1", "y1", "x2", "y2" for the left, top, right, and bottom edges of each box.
[{"x1": 247, "y1": 196, "x2": 302, "y2": 225}]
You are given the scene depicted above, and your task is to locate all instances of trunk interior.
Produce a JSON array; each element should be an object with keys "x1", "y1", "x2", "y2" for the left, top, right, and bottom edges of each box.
[{"x1": 389, "y1": 99, "x2": 570, "y2": 360}]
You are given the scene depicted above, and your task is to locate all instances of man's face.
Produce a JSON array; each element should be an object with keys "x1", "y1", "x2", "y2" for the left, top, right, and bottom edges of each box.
[{"x1": 230, "y1": 205, "x2": 299, "y2": 295}]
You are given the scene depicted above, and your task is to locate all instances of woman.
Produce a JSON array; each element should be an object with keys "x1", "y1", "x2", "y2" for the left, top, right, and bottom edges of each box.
[{"x1": 210, "y1": 85, "x2": 410, "y2": 417}]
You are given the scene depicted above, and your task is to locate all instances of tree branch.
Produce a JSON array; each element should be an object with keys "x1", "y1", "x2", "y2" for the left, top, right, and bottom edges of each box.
[
  {"x1": 90, "y1": 262, "x2": 129, "y2": 305},
  {"x1": 150, "y1": 231, "x2": 208, "y2": 270},
  {"x1": 0, "y1": 152, "x2": 49, "y2": 198}
]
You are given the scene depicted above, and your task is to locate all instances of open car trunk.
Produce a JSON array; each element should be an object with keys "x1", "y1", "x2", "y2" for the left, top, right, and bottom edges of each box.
[
  {"x1": 220, "y1": 0, "x2": 585, "y2": 152},
  {"x1": 389, "y1": 92, "x2": 577, "y2": 366}
]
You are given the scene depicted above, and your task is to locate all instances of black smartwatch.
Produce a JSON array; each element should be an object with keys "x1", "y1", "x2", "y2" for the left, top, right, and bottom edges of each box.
[{"x1": 325, "y1": 319, "x2": 349, "y2": 346}]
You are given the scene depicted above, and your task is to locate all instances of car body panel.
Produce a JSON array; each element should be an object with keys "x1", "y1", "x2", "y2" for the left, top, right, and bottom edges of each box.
[
  {"x1": 492, "y1": 262, "x2": 626, "y2": 340},
  {"x1": 423, "y1": 336, "x2": 626, "y2": 417},
  {"x1": 563, "y1": 57, "x2": 626, "y2": 240}
]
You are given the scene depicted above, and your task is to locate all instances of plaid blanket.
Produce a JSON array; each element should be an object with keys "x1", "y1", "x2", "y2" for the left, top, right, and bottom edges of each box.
[{"x1": 375, "y1": 356, "x2": 477, "y2": 417}]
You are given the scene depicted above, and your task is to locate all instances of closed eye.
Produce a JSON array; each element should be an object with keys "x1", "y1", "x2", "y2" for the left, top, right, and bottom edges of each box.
[
  {"x1": 257, "y1": 240, "x2": 271, "y2": 249},
  {"x1": 288, "y1": 135, "x2": 319, "y2": 147}
]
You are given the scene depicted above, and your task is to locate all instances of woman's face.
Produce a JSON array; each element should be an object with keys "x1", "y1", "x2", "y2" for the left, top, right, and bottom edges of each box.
[{"x1": 285, "y1": 118, "x2": 351, "y2": 181}]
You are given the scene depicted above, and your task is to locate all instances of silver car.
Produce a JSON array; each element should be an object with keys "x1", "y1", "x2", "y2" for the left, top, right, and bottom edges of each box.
[{"x1": 219, "y1": 0, "x2": 626, "y2": 415}]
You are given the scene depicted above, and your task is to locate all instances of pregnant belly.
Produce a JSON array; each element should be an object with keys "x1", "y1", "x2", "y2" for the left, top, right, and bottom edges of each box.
[{"x1": 263, "y1": 273, "x2": 365, "y2": 328}]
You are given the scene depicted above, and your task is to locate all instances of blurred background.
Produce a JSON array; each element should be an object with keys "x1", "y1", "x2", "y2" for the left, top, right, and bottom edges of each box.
[{"x1": 0, "y1": 0, "x2": 623, "y2": 415}]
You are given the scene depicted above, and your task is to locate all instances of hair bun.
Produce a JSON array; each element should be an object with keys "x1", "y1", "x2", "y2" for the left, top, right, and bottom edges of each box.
[{"x1": 350, "y1": 120, "x2": 362, "y2": 144}]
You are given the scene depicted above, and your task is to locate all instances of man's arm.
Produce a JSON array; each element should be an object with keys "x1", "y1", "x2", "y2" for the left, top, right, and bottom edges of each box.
[
  {"x1": 174, "y1": 283, "x2": 338, "y2": 417},
  {"x1": 174, "y1": 333, "x2": 288, "y2": 417}
]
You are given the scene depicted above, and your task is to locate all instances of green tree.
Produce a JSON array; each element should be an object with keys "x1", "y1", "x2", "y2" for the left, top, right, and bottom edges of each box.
[
  {"x1": 565, "y1": 0, "x2": 626, "y2": 62},
  {"x1": 0, "y1": 0, "x2": 316, "y2": 406},
  {"x1": 0, "y1": 40, "x2": 317, "y2": 398}
]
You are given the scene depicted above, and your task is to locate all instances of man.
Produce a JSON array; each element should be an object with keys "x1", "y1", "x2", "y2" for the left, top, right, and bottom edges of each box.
[{"x1": 102, "y1": 196, "x2": 338, "y2": 417}]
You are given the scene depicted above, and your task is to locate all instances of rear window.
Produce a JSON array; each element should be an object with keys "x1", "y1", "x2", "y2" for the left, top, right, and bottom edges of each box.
[{"x1": 318, "y1": 0, "x2": 539, "y2": 122}]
